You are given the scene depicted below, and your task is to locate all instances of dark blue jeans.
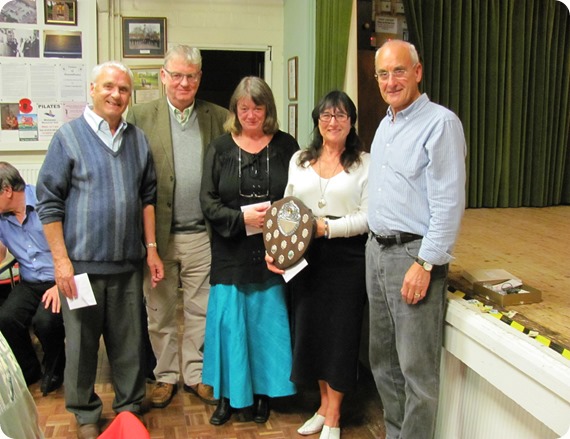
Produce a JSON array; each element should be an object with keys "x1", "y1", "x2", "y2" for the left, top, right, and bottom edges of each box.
[
  {"x1": 366, "y1": 237, "x2": 448, "y2": 439},
  {"x1": 0, "y1": 280, "x2": 65, "y2": 384}
]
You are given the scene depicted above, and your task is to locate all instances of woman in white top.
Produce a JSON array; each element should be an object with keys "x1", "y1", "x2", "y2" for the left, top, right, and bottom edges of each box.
[{"x1": 268, "y1": 91, "x2": 369, "y2": 439}]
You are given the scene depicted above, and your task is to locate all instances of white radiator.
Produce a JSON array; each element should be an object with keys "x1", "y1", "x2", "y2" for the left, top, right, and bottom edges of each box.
[
  {"x1": 18, "y1": 163, "x2": 43, "y2": 185},
  {"x1": 437, "y1": 295, "x2": 570, "y2": 439}
]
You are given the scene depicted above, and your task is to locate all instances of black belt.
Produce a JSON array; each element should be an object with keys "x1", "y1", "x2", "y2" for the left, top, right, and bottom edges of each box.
[{"x1": 371, "y1": 232, "x2": 422, "y2": 246}]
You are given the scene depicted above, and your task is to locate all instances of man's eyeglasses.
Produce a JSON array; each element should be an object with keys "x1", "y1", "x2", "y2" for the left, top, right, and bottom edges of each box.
[
  {"x1": 374, "y1": 68, "x2": 408, "y2": 82},
  {"x1": 318, "y1": 112, "x2": 349, "y2": 123},
  {"x1": 238, "y1": 145, "x2": 270, "y2": 199},
  {"x1": 163, "y1": 68, "x2": 201, "y2": 84}
]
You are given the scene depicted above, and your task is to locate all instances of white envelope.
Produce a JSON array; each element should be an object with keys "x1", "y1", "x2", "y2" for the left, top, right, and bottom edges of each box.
[
  {"x1": 66, "y1": 273, "x2": 97, "y2": 310},
  {"x1": 240, "y1": 200, "x2": 271, "y2": 236}
]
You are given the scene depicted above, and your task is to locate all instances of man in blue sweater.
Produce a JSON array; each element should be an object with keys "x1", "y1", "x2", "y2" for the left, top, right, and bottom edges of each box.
[{"x1": 36, "y1": 61, "x2": 164, "y2": 439}]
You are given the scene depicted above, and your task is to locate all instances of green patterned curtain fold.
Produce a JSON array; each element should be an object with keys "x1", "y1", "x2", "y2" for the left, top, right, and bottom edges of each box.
[
  {"x1": 314, "y1": 0, "x2": 353, "y2": 105},
  {"x1": 403, "y1": 0, "x2": 570, "y2": 207}
]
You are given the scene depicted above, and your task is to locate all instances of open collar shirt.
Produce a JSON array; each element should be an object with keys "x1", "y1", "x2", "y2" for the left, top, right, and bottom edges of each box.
[
  {"x1": 167, "y1": 98, "x2": 195, "y2": 127},
  {"x1": 368, "y1": 93, "x2": 466, "y2": 266},
  {"x1": 83, "y1": 105, "x2": 128, "y2": 152},
  {"x1": 0, "y1": 185, "x2": 55, "y2": 282}
]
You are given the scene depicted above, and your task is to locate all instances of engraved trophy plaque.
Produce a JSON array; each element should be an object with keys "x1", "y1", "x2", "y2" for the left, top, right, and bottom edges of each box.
[{"x1": 263, "y1": 196, "x2": 315, "y2": 269}]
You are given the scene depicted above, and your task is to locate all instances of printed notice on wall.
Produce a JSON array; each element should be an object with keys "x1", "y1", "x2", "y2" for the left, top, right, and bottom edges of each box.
[
  {"x1": 18, "y1": 113, "x2": 38, "y2": 141},
  {"x1": 375, "y1": 15, "x2": 398, "y2": 34},
  {"x1": 31, "y1": 64, "x2": 58, "y2": 101},
  {"x1": 60, "y1": 64, "x2": 86, "y2": 101},
  {"x1": 0, "y1": 63, "x2": 29, "y2": 101},
  {"x1": 37, "y1": 102, "x2": 63, "y2": 141}
]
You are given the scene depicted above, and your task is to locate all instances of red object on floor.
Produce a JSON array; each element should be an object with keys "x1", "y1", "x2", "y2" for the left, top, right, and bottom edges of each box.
[{"x1": 97, "y1": 412, "x2": 149, "y2": 439}]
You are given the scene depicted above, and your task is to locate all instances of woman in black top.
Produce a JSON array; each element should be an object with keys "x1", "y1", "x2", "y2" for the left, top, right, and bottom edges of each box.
[{"x1": 200, "y1": 76, "x2": 299, "y2": 426}]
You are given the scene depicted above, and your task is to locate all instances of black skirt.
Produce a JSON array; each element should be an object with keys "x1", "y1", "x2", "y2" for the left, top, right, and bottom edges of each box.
[{"x1": 289, "y1": 233, "x2": 367, "y2": 393}]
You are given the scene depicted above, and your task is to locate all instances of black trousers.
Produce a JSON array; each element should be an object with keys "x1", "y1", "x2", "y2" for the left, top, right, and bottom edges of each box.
[{"x1": 0, "y1": 280, "x2": 65, "y2": 384}]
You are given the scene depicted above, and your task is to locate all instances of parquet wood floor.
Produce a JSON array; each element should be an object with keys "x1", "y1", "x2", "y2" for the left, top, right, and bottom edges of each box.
[
  {"x1": 32, "y1": 367, "x2": 384, "y2": 438},
  {"x1": 31, "y1": 329, "x2": 384, "y2": 439},
  {"x1": 30, "y1": 206, "x2": 570, "y2": 438}
]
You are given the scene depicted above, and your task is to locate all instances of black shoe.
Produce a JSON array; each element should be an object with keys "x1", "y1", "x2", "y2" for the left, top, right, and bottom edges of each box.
[
  {"x1": 23, "y1": 364, "x2": 42, "y2": 386},
  {"x1": 42, "y1": 345, "x2": 65, "y2": 395},
  {"x1": 210, "y1": 398, "x2": 232, "y2": 426},
  {"x1": 253, "y1": 395, "x2": 270, "y2": 423},
  {"x1": 40, "y1": 372, "x2": 63, "y2": 395},
  {"x1": 235, "y1": 406, "x2": 254, "y2": 422}
]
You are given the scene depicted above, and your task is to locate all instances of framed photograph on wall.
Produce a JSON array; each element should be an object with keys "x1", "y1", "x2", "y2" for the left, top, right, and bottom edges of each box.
[
  {"x1": 288, "y1": 56, "x2": 298, "y2": 101},
  {"x1": 122, "y1": 17, "x2": 166, "y2": 58},
  {"x1": 131, "y1": 66, "x2": 163, "y2": 105},
  {"x1": 44, "y1": 0, "x2": 77, "y2": 26},
  {"x1": 288, "y1": 104, "x2": 297, "y2": 140}
]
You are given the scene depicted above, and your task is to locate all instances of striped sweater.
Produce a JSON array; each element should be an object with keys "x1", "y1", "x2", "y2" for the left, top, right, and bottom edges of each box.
[{"x1": 36, "y1": 115, "x2": 157, "y2": 274}]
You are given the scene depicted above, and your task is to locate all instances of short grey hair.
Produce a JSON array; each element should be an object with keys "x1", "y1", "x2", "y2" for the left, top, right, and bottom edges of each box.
[
  {"x1": 164, "y1": 45, "x2": 202, "y2": 70},
  {"x1": 91, "y1": 61, "x2": 134, "y2": 84}
]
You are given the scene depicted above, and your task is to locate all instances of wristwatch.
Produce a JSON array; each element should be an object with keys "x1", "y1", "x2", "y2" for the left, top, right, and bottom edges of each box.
[{"x1": 415, "y1": 257, "x2": 433, "y2": 272}]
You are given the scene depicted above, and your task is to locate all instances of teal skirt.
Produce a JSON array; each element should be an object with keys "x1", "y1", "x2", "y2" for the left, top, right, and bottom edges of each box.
[{"x1": 203, "y1": 280, "x2": 296, "y2": 408}]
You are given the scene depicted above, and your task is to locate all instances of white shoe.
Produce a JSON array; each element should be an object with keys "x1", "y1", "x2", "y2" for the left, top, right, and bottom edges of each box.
[
  {"x1": 297, "y1": 412, "x2": 326, "y2": 435},
  {"x1": 319, "y1": 425, "x2": 340, "y2": 439}
]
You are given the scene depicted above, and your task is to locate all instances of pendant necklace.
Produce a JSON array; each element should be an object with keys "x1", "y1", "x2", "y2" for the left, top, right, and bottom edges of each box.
[{"x1": 318, "y1": 159, "x2": 341, "y2": 209}]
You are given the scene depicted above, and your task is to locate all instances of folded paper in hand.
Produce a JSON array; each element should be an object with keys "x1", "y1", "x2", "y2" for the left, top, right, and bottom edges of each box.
[{"x1": 66, "y1": 273, "x2": 97, "y2": 310}]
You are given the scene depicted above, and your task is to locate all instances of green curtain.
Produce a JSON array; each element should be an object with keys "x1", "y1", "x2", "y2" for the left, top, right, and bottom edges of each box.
[
  {"x1": 403, "y1": 0, "x2": 570, "y2": 207},
  {"x1": 314, "y1": 0, "x2": 353, "y2": 105}
]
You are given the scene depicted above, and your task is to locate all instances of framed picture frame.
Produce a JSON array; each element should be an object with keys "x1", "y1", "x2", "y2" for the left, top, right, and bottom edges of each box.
[
  {"x1": 130, "y1": 66, "x2": 164, "y2": 105},
  {"x1": 44, "y1": 0, "x2": 77, "y2": 26},
  {"x1": 288, "y1": 104, "x2": 297, "y2": 140},
  {"x1": 288, "y1": 56, "x2": 298, "y2": 101},
  {"x1": 122, "y1": 17, "x2": 167, "y2": 58}
]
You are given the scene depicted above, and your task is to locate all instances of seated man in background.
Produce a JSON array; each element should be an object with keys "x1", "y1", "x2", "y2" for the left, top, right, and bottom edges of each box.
[{"x1": 0, "y1": 161, "x2": 65, "y2": 395}]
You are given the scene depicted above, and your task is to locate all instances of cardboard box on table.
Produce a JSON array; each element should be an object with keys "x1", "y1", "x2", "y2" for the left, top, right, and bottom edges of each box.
[{"x1": 461, "y1": 268, "x2": 542, "y2": 306}]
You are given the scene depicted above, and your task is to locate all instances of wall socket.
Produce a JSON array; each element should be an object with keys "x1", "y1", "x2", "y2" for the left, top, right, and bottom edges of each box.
[{"x1": 394, "y1": 3, "x2": 405, "y2": 14}]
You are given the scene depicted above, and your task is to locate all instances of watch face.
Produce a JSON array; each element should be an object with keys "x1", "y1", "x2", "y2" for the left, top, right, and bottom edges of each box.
[{"x1": 423, "y1": 262, "x2": 433, "y2": 271}]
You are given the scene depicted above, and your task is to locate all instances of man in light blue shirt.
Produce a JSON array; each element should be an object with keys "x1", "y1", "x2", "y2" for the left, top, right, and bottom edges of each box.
[
  {"x1": 366, "y1": 40, "x2": 466, "y2": 439},
  {"x1": 0, "y1": 161, "x2": 65, "y2": 395}
]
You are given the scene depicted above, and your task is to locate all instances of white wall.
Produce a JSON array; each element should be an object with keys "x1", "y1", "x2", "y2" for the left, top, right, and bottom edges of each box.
[
  {"x1": 283, "y1": 0, "x2": 316, "y2": 148},
  {"x1": 98, "y1": 0, "x2": 288, "y2": 127}
]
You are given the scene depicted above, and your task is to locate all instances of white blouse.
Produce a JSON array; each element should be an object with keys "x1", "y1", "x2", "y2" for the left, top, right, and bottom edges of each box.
[{"x1": 284, "y1": 150, "x2": 370, "y2": 239}]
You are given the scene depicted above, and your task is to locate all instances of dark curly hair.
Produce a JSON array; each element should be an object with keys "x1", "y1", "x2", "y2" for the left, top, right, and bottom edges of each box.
[{"x1": 298, "y1": 90, "x2": 363, "y2": 172}]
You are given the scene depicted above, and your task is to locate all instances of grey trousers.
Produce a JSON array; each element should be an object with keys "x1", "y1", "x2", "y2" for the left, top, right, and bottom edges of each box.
[
  {"x1": 62, "y1": 270, "x2": 145, "y2": 425},
  {"x1": 365, "y1": 237, "x2": 448, "y2": 439}
]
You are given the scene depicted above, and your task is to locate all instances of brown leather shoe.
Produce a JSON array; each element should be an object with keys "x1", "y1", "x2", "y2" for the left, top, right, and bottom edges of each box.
[
  {"x1": 184, "y1": 382, "x2": 218, "y2": 405},
  {"x1": 76, "y1": 423, "x2": 100, "y2": 439},
  {"x1": 151, "y1": 382, "x2": 177, "y2": 408}
]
